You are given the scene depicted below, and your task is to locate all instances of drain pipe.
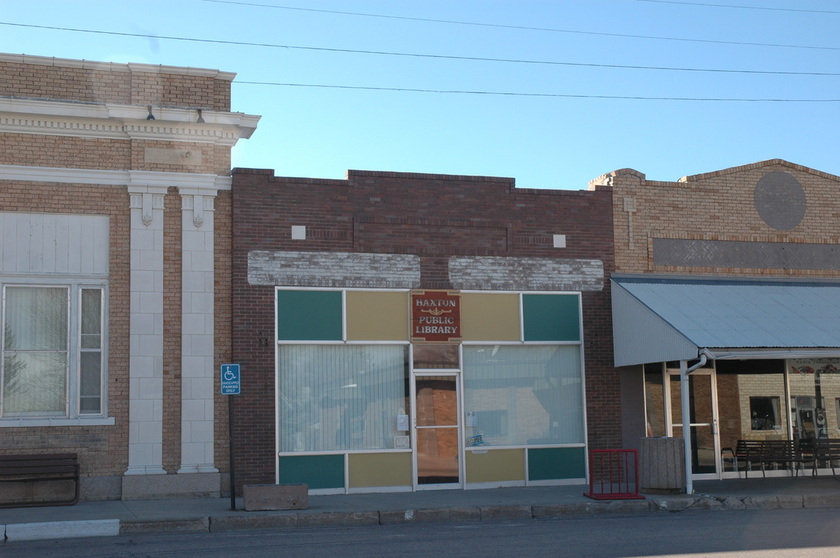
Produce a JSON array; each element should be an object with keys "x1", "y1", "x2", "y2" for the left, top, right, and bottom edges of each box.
[{"x1": 681, "y1": 349, "x2": 711, "y2": 495}]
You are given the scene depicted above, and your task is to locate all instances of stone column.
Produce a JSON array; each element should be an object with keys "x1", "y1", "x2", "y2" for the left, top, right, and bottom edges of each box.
[
  {"x1": 125, "y1": 186, "x2": 167, "y2": 477},
  {"x1": 178, "y1": 190, "x2": 219, "y2": 475}
]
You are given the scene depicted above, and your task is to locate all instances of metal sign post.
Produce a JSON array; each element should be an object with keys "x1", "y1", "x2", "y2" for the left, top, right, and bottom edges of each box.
[{"x1": 221, "y1": 364, "x2": 241, "y2": 510}]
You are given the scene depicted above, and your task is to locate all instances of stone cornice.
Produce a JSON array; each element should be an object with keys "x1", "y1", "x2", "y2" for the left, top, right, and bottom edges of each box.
[
  {"x1": 0, "y1": 97, "x2": 259, "y2": 145},
  {"x1": 0, "y1": 164, "x2": 232, "y2": 191}
]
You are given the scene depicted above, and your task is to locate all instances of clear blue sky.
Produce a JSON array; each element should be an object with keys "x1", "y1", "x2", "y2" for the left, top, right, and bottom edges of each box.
[{"x1": 1, "y1": 0, "x2": 837, "y2": 190}]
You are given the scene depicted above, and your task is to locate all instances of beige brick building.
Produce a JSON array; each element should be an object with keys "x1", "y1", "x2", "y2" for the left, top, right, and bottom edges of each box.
[
  {"x1": 598, "y1": 160, "x2": 840, "y2": 485},
  {"x1": 0, "y1": 54, "x2": 258, "y2": 501}
]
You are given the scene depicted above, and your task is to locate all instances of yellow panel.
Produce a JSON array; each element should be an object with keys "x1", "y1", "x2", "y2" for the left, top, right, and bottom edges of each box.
[
  {"x1": 346, "y1": 291, "x2": 409, "y2": 341},
  {"x1": 465, "y1": 448, "x2": 525, "y2": 483},
  {"x1": 460, "y1": 293, "x2": 521, "y2": 341},
  {"x1": 349, "y1": 453, "x2": 413, "y2": 488}
]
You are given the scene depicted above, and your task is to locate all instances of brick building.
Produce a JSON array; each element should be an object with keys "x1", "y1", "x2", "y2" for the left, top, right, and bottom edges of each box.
[
  {"x1": 0, "y1": 54, "x2": 258, "y2": 501},
  {"x1": 230, "y1": 169, "x2": 617, "y2": 493},
  {"x1": 598, "y1": 160, "x2": 840, "y2": 486}
]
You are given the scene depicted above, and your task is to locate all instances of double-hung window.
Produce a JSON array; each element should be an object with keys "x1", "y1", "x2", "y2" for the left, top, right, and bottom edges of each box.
[{"x1": 1, "y1": 283, "x2": 105, "y2": 419}]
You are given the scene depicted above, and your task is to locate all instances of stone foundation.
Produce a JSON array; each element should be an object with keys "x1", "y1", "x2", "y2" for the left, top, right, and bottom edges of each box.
[{"x1": 243, "y1": 484, "x2": 309, "y2": 511}]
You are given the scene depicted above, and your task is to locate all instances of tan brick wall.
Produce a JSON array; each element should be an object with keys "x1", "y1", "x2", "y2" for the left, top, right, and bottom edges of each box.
[
  {"x1": 0, "y1": 59, "x2": 231, "y2": 111},
  {"x1": 163, "y1": 189, "x2": 183, "y2": 473},
  {"x1": 1, "y1": 54, "x2": 242, "y2": 498},
  {"x1": 0, "y1": 134, "x2": 131, "y2": 170},
  {"x1": 0, "y1": 181, "x2": 130, "y2": 478},
  {"x1": 605, "y1": 160, "x2": 840, "y2": 277}
]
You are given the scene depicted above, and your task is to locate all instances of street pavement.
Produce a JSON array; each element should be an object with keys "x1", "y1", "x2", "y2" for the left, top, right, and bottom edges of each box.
[{"x1": 2, "y1": 476, "x2": 840, "y2": 542}]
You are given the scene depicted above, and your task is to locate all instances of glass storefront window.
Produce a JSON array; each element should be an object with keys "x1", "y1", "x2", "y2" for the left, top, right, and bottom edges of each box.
[
  {"x1": 790, "y1": 359, "x2": 840, "y2": 440},
  {"x1": 278, "y1": 344, "x2": 409, "y2": 452},
  {"x1": 462, "y1": 345, "x2": 583, "y2": 446},
  {"x1": 644, "y1": 364, "x2": 665, "y2": 437}
]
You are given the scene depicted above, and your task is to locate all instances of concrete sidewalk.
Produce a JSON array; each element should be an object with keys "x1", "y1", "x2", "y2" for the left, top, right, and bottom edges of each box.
[{"x1": 3, "y1": 477, "x2": 840, "y2": 542}]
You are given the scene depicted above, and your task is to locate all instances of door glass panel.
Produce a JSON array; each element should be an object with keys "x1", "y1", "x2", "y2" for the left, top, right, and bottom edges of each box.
[
  {"x1": 416, "y1": 377, "x2": 457, "y2": 427},
  {"x1": 669, "y1": 374, "x2": 714, "y2": 425},
  {"x1": 672, "y1": 425, "x2": 716, "y2": 474},
  {"x1": 415, "y1": 376, "x2": 459, "y2": 485},
  {"x1": 416, "y1": 427, "x2": 459, "y2": 484},
  {"x1": 692, "y1": 375, "x2": 714, "y2": 425},
  {"x1": 670, "y1": 373, "x2": 717, "y2": 475}
]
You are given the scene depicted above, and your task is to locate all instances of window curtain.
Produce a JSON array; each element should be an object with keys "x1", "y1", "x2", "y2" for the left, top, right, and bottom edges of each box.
[
  {"x1": 3, "y1": 287, "x2": 68, "y2": 415},
  {"x1": 278, "y1": 344, "x2": 409, "y2": 452},
  {"x1": 463, "y1": 345, "x2": 584, "y2": 445}
]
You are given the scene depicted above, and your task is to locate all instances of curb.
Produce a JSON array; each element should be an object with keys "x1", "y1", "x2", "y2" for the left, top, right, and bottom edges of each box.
[
  {"x1": 4, "y1": 519, "x2": 120, "y2": 542},
  {"x1": 5, "y1": 494, "x2": 840, "y2": 542}
]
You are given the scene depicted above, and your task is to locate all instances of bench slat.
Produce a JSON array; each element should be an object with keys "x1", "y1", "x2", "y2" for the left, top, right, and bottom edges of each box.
[{"x1": 0, "y1": 453, "x2": 80, "y2": 508}]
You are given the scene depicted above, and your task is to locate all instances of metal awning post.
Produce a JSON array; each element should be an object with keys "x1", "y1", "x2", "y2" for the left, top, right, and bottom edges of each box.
[
  {"x1": 680, "y1": 360, "x2": 693, "y2": 495},
  {"x1": 681, "y1": 352, "x2": 709, "y2": 495}
]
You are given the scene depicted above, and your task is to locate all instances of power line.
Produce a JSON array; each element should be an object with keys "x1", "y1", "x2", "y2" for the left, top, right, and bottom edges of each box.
[
  {"x1": 635, "y1": 0, "x2": 840, "y2": 15},
  {"x1": 202, "y1": 0, "x2": 840, "y2": 52},
  {"x1": 237, "y1": 81, "x2": 840, "y2": 102},
  {"x1": 2, "y1": 21, "x2": 839, "y2": 77}
]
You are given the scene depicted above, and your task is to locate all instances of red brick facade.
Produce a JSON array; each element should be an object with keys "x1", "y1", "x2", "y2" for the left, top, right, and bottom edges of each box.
[{"x1": 230, "y1": 168, "x2": 620, "y2": 489}]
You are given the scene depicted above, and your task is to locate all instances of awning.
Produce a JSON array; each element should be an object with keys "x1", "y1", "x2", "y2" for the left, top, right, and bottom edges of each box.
[{"x1": 611, "y1": 276, "x2": 840, "y2": 367}]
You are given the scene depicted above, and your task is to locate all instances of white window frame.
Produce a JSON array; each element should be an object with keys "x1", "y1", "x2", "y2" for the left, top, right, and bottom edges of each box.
[{"x1": 0, "y1": 278, "x2": 113, "y2": 427}]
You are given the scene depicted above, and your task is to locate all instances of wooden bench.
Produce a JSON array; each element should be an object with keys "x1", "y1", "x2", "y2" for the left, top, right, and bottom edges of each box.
[{"x1": 0, "y1": 453, "x2": 80, "y2": 508}]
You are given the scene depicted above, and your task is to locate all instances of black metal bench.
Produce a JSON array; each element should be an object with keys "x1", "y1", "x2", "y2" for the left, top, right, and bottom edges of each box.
[
  {"x1": 0, "y1": 453, "x2": 80, "y2": 508},
  {"x1": 722, "y1": 440, "x2": 763, "y2": 477},
  {"x1": 723, "y1": 440, "x2": 808, "y2": 478},
  {"x1": 757, "y1": 440, "x2": 805, "y2": 478},
  {"x1": 808, "y1": 439, "x2": 840, "y2": 477}
]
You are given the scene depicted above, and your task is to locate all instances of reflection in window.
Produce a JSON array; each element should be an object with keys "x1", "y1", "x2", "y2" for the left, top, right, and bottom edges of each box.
[
  {"x1": 463, "y1": 345, "x2": 583, "y2": 446},
  {"x1": 749, "y1": 396, "x2": 779, "y2": 430},
  {"x1": 413, "y1": 344, "x2": 459, "y2": 370},
  {"x1": 278, "y1": 344, "x2": 409, "y2": 452},
  {"x1": 644, "y1": 364, "x2": 665, "y2": 437},
  {"x1": 3, "y1": 287, "x2": 68, "y2": 415},
  {"x1": 2, "y1": 285, "x2": 105, "y2": 419}
]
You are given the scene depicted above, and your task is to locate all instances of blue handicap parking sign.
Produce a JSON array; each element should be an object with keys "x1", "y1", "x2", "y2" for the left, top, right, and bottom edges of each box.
[{"x1": 220, "y1": 364, "x2": 241, "y2": 395}]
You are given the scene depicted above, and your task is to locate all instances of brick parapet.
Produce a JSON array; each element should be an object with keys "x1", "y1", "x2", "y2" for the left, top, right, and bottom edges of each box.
[
  {"x1": 610, "y1": 160, "x2": 840, "y2": 276},
  {"x1": 0, "y1": 54, "x2": 233, "y2": 111}
]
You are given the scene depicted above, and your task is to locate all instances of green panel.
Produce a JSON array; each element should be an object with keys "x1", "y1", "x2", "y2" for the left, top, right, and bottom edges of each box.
[
  {"x1": 522, "y1": 294, "x2": 580, "y2": 341},
  {"x1": 528, "y1": 447, "x2": 586, "y2": 480},
  {"x1": 278, "y1": 454, "x2": 345, "y2": 489},
  {"x1": 277, "y1": 290, "x2": 343, "y2": 341}
]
